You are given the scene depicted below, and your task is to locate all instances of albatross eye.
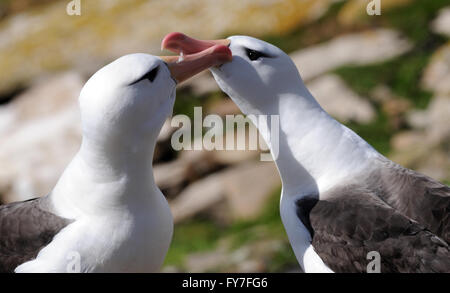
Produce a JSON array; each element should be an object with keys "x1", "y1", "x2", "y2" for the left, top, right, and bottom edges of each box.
[
  {"x1": 145, "y1": 66, "x2": 159, "y2": 82},
  {"x1": 130, "y1": 66, "x2": 159, "y2": 85},
  {"x1": 245, "y1": 48, "x2": 270, "y2": 61}
]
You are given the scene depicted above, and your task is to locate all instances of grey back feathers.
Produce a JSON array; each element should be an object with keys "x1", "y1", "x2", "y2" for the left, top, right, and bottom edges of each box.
[
  {"x1": 0, "y1": 197, "x2": 73, "y2": 272},
  {"x1": 296, "y1": 159, "x2": 450, "y2": 273},
  {"x1": 370, "y1": 158, "x2": 450, "y2": 242}
]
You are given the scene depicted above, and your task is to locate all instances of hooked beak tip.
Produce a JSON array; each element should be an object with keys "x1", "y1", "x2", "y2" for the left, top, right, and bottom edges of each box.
[
  {"x1": 161, "y1": 32, "x2": 187, "y2": 52},
  {"x1": 159, "y1": 45, "x2": 231, "y2": 84},
  {"x1": 160, "y1": 33, "x2": 232, "y2": 84},
  {"x1": 161, "y1": 32, "x2": 231, "y2": 55}
]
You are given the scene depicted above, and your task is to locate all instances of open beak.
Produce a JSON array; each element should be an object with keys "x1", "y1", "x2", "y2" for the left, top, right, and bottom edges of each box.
[{"x1": 160, "y1": 32, "x2": 232, "y2": 84}]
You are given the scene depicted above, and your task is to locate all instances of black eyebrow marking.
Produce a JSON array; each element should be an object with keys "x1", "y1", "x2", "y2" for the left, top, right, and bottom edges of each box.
[
  {"x1": 244, "y1": 48, "x2": 274, "y2": 60},
  {"x1": 129, "y1": 65, "x2": 159, "y2": 85}
]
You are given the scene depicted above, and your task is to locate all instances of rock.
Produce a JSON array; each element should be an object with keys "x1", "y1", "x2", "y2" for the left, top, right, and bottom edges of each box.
[
  {"x1": 154, "y1": 160, "x2": 189, "y2": 191},
  {"x1": 407, "y1": 95, "x2": 450, "y2": 145},
  {"x1": 227, "y1": 238, "x2": 288, "y2": 272},
  {"x1": 422, "y1": 43, "x2": 450, "y2": 94},
  {"x1": 290, "y1": 29, "x2": 412, "y2": 81},
  {"x1": 184, "y1": 248, "x2": 229, "y2": 273},
  {"x1": 232, "y1": 259, "x2": 265, "y2": 273},
  {"x1": 415, "y1": 150, "x2": 450, "y2": 181},
  {"x1": 170, "y1": 161, "x2": 281, "y2": 223},
  {"x1": 178, "y1": 124, "x2": 264, "y2": 167},
  {"x1": 370, "y1": 84, "x2": 397, "y2": 103},
  {"x1": 390, "y1": 131, "x2": 426, "y2": 152},
  {"x1": 183, "y1": 237, "x2": 287, "y2": 273},
  {"x1": 307, "y1": 74, "x2": 376, "y2": 123},
  {"x1": 206, "y1": 98, "x2": 241, "y2": 117},
  {"x1": 156, "y1": 122, "x2": 265, "y2": 198},
  {"x1": 368, "y1": 85, "x2": 412, "y2": 129},
  {"x1": 0, "y1": 0, "x2": 336, "y2": 94},
  {"x1": 390, "y1": 95, "x2": 450, "y2": 181},
  {"x1": 170, "y1": 171, "x2": 226, "y2": 224},
  {"x1": 180, "y1": 72, "x2": 220, "y2": 96},
  {"x1": 431, "y1": 7, "x2": 450, "y2": 38},
  {"x1": 370, "y1": 84, "x2": 411, "y2": 129},
  {"x1": 0, "y1": 72, "x2": 84, "y2": 203},
  {"x1": 209, "y1": 148, "x2": 260, "y2": 166},
  {"x1": 222, "y1": 161, "x2": 280, "y2": 221},
  {"x1": 382, "y1": 97, "x2": 411, "y2": 129},
  {"x1": 389, "y1": 143, "x2": 449, "y2": 182}
]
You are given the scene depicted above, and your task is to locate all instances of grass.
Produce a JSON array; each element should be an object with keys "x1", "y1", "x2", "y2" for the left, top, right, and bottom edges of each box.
[
  {"x1": 164, "y1": 186, "x2": 298, "y2": 272},
  {"x1": 173, "y1": 89, "x2": 227, "y2": 119},
  {"x1": 382, "y1": 0, "x2": 450, "y2": 44},
  {"x1": 334, "y1": 0, "x2": 449, "y2": 109},
  {"x1": 332, "y1": 0, "x2": 450, "y2": 155},
  {"x1": 335, "y1": 53, "x2": 435, "y2": 109},
  {"x1": 163, "y1": 220, "x2": 221, "y2": 267}
]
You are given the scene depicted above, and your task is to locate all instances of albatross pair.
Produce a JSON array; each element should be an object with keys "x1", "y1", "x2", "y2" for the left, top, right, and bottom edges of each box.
[
  {"x1": 1, "y1": 32, "x2": 449, "y2": 273},
  {"x1": 0, "y1": 45, "x2": 231, "y2": 272},
  {"x1": 162, "y1": 33, "x2": 450, "y2": 273}
]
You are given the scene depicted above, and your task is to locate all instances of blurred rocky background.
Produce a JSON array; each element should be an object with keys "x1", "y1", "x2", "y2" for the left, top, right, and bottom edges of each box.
[{"x1": 0, "y1": 0, "x2": 449, "y2": 272}]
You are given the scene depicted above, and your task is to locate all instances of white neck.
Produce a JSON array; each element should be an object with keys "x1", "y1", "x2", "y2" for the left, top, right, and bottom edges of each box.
[
  {"x1": 244, "y1": 87, "x2": 379, "y2": 197},
  {"x1": 237, "y1": 85, "x2": 381, "y2": 273},
  {"x1": 50, "y1": 134, "x2": 159, "y2": 218}
]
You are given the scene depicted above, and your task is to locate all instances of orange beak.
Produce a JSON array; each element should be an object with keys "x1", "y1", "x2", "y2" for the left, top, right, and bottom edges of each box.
[{"x1": 160, "y1": 32, "x2": 232, "y2": 84}]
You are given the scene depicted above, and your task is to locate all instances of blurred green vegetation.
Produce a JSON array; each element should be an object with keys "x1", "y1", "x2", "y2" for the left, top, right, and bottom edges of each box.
[
  {"x1": 336, "y1": 0, "x2": 449, "y2": 109},
  {"x1": 173, "y1": 90, "x2": 226, "y2": 120},
  {"x1": 334, "y1": 0, "x2": 449, "y2": 155},
  {"x1": 164, "y1": 186, "x2": 298, "y2": 272},
  {"x1": 383, "y1": 0, "x2": 450, "y2": 44}
]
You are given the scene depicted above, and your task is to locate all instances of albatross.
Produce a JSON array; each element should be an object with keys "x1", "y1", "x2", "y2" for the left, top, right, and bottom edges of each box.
[
  {"x1": 0, "y1": 46, "x2": 232, "y2": 272},
  {"x1": 162, "y1": 32, "x2": 450, "y2": 273}
]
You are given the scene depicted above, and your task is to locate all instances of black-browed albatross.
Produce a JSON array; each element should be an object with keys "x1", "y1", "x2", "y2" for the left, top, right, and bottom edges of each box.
[
  {"x1": 162, "y1": 33, "x2": 450, "y2": 273},
  {"x1": 0, "y1": 46, "x2": 232, "y2": 272}
]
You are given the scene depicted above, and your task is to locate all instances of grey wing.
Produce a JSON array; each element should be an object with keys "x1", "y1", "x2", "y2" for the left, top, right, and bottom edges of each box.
[
  {"x1": 371, "y1": 159, "x2": 450, "y2": 243},
  {"x1": 299, "y1": 186, "x2": 450, "y2": 273},
  {"x1": 0, "y1": 197, "x2": 72, "y2": 272}
]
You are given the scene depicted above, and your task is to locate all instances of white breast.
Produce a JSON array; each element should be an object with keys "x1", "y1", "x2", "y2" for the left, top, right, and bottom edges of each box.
[
  {"x1": 280, "y1": 192, "x2": 334, "y2": 273},
  {"x1": 15, "y1": 191, "x2": 173, "y2": 273}
]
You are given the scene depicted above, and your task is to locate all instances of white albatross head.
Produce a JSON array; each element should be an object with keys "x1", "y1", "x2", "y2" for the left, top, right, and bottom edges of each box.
[
  {"x1": 49, "y1": 45, "x2": 232, "y2": 218},
  {"x1": 79, "y1": 47, "x2": 232, "y2": 151},
  {"x1": 80, "y1": 54, "x2": 175, "y2": 147},
  {"x1": 162, "y1": 33, "x2": 314, "y2": 116}
]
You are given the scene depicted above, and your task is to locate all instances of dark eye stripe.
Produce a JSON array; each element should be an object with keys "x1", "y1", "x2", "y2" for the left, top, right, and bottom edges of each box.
[
  {"x1": 245, "y1": 48, "x2": 271, "y2": 61},
  {"x1": 130, "y1": 65, "x2": 159, "y2": 85}
]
